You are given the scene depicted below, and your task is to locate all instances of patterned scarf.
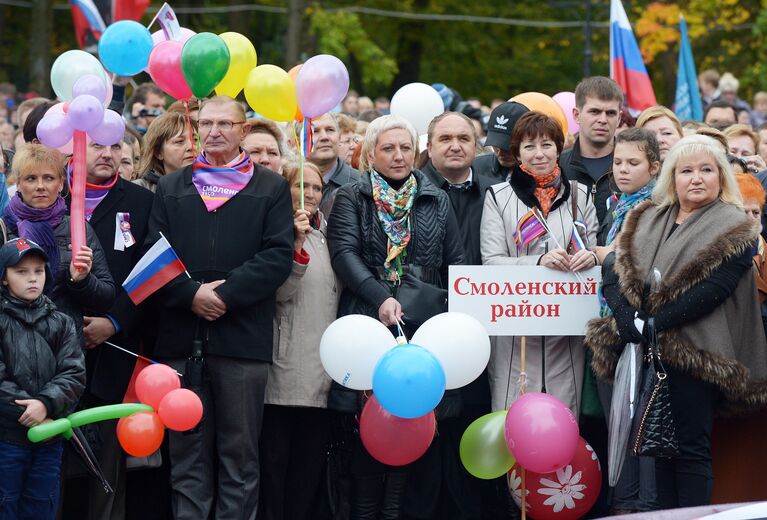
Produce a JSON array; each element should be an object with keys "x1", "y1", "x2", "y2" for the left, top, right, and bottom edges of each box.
[
  {"x1": 370, "y1": 170, "x2": 418, "y2": 282},
  {"x1": 520, "y1": 164, "x2": 562, "y2": 217},
  {"x1": 66, "y1": 161, "x2": 118, "y2": 221},
  {"x1": 4, "y1": 194, "x2": 67, "y2": 275},
  {"x1": 192, "y1": 150, "x2": 254, "y2": 212},
  {"x1": 599, "y1": 181, "x2": 655, "y2": 316}
]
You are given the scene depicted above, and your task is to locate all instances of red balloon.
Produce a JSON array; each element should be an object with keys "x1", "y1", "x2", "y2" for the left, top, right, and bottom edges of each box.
[
  {"x1": 135, "y1": 364, "x2": 180, "y2": 409},
  {"x1": 508, "y1": 437, "x2": 601, "y2": 520},
  {"x1": 117, "y1": 411, "x2": 165, "y2": 457},
  {"x1": 148, "y1": 40, "x2": 192, "y2": 101},
  {"x1": 158, "y1": 388, "x2": 203, "y2": 431},
  {"x1": 359, "y1": 394, "x2": 435, "y2": 466}
]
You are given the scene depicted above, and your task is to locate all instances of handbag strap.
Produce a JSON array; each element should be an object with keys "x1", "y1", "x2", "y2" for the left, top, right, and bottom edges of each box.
[
  {"x1": 570, "y1": 180, "x2": 579, "y2": 221},
  {"x1": 646, "y1": 317, "x2": 668, "y2": 377}
]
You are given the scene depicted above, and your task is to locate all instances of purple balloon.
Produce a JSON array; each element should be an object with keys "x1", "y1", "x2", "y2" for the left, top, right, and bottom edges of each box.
[
  {"x1": 37, "y1": 113, "x2": 74, "y2": 149},
  {"x1": 72, "y1": 74, "x2": 108, "y2": 104},
  {"x1": 295, "y1": 54, "x2": 349, "y2": 118},
  {"x1": 67, "y1": 94, "x2": 105, "y2": 132},
  {"x1": 89, "y1": 110, "x2": 125, "y2": 146}
]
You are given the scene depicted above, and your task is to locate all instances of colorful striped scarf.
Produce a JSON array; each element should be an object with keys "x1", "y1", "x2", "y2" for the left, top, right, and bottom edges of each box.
[
  {"x1": 371, "y1": 170, "x2": 418, "y2": 282},
  {"x1": 513, "y1": 209, "x2": 547, "y2": 252},
  {"x1": 192, "y1": 150, "x2": 254, "y2": 212}
]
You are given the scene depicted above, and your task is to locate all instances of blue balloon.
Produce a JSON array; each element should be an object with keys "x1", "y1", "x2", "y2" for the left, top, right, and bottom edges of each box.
[
  {"x1": 373, "y1": 344, "x2": 446, "y2": 419},
  {"x1": 98, "y1": 21, "x2": 153, "y2": 76}
]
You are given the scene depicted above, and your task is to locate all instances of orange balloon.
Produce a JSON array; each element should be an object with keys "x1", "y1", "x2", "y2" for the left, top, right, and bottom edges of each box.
[
  {"x1": 288, "y1": 64, "x2": 304, "y2": 122},
  {"x1": 510, "y1": 92, "x2": 568, "y2": 135},
  {"x1": 117, "y1": 411, "x2": 165, "y2": 457}
]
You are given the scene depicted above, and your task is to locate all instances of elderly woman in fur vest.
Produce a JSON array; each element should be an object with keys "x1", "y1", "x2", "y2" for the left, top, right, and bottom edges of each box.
[{"x1": 586, "y1": 135, "x2": 767, "y2": 509}]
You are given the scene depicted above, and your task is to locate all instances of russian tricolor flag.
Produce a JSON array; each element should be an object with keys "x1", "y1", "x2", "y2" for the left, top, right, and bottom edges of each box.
[
  {"x1": 123, "y1": 235, "x2": 187, "y2": 305},
  {"x1": 610, "y1": 0, "x2": 657, "y2": 114}
]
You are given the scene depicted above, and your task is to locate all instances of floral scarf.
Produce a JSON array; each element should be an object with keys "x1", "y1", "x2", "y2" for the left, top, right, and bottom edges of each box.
[
  {"x1": 599, "y1": 181, "x2": 655, "y2": 316},
  {"x1": 370, "y1": 170, "x2": 418, "y2": 282},
  {"x1": 520, "y1": 164, "x2": 562, "y2": 217}
]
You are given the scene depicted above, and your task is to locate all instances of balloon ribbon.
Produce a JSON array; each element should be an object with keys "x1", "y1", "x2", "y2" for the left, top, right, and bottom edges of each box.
[{"x1": 184, "y1": 101, "x2": 196, "y2": 156}]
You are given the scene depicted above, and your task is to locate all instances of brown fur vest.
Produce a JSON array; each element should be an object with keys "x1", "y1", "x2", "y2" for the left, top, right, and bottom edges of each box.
[{"x1": 585, "y1": 199, "x2": 767, "y2": 411}]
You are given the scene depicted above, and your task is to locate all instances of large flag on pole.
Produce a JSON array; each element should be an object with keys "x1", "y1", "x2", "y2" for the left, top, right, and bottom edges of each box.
[
  {"x1": 610, "y1": 0, "x2": 657, "y2": 114},
  {"x1": 674, "y1": 16, "x2": 703, "y2": 121}
]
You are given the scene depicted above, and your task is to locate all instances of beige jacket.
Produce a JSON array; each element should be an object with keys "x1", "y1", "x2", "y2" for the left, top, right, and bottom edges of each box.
[{"x1": 265, "y1": 215, "x2": 340, "y2": 408}]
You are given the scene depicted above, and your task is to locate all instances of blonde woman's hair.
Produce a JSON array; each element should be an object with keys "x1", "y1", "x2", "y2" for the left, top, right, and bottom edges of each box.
[
  {"x1": 281, "y1": 160, "x2": 323, "y2": 189},
  {"x1": 636, "y1": 106, "x2": 683, "y2": 138},
  {"x1": 653, "y1": 134, "x2": 743, "y2": 209},
  {"x1": 359, "y1": 114, "x2": 418, "y2": 172},
  {"x1": 137, "y1": 111, "x2": 191, "y2": 178},
  {"x1": 12, "y1": 144, "x2": 64, "y2": 182},
  {"x1": 722, "y1": 124, "x2": 759, "y2": 152}
]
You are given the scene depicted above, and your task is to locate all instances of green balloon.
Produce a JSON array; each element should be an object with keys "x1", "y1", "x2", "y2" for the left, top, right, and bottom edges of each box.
[
  {"x1": 28, "y1": 418, "x2": 73, "y2": 443},
  {"x1": 181, "y1": 33, "x2": 231, "y2": 98},
  {"x1": 27, "y1": 403, "x2": 154, "y2": 443},
  {"x1": 459, "y1": 411, "x2": 516, "y2": 480}
]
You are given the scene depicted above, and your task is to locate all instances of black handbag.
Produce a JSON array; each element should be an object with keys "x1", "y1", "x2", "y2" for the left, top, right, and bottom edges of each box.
[
  {"x1": 629, "y1": 318, "x2": 679, "y2": 458},
  {"x1": 391, "y1": 265, "x2": 447, "y2": 330}
]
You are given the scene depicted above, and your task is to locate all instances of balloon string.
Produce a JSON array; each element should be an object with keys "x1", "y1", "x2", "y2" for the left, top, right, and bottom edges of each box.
[
  {"x1": 395, "y1": 317, "x2": 407, "y2": 344},
  {"x1": 291, "y1": 122, "x2": 304, "y2": 211},
  {"x1": 184, "y1": 101, "x2": 196, "y2": 156}
]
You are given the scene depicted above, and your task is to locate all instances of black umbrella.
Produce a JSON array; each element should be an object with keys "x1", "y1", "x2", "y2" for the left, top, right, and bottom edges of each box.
[{"x1": 69, "y1": 427, "x2": 113, "y2": 495}]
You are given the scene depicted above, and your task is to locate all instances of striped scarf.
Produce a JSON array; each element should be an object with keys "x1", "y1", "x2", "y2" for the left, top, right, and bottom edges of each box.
[
  {"x1": 371, "y1": 170, "x2": 418, "y2": 282},
  {"x1": 192, "y1": 150, "x2": 254, "y2": 212},
  {"x1": 519, "y1": 164, "x2": 562, "y2": 217},
  {"x1": 66, "y1": 161, "x2": 118, "y2": 221}
]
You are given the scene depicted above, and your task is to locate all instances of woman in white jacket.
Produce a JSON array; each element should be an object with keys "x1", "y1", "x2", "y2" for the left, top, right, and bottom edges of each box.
[
  {"x1": 260, "y1": 161, "x2": 341, "y2": 520},
  {"x1": 480, "y1": 111, "x2": 599, "y2": 417}
]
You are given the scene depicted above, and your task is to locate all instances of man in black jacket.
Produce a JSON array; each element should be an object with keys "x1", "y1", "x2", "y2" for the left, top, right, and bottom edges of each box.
[
  {"x1": 145, "y1": 96, "x2": 293, "y2": 520},
  {"x1": 472, "y1": 101, "x2": 529, "y2": 183},
  {"x1": 63, "y1": 138, "x2": 154, "y2": 520},
  {"x1": 559, "y1": 76, "x2": 623, "y2": 225},
  {"x1": 310, "y1": 112, "x2": 360, "y2": 215}
]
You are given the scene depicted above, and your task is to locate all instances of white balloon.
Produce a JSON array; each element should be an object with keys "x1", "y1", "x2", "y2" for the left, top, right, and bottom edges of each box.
[
  {"x1": 390, "y1": 83, "x2": 444, "y2": 135},
  {"x1": 320, "y1": 315, "x2": 397, "y2": 390},
  {"x1": 411, "y1": 312, "x2": 491, "y2": 390}
]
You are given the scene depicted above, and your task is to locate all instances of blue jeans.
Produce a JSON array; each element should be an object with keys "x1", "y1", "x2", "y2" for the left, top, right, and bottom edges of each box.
[{"x1": 0, "y1": 440, "x2": 64, "y2": 520}]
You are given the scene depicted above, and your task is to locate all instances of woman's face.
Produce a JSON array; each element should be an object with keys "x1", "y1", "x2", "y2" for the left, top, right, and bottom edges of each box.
[
  {"x1": 119, "y1": 142, "x2": 134, "y2": 180},
  {"x1": 613, "y1": 141, "x2": 659, "y2": 195},
  {"x1": 290, "y1": 167, "x2": 323, "y2": 216},
  {"x1": 674, "y1": 151, "x2": 721, "y2": 211},
  {"x1": 642, "y1": 116, "x2": 681, "y2": 161},
  {"x1": 368, "y1": 128, "x2": 415, "y2": 180},
  {"x1": 242, "y1": 132, "x2": 282, "y2": 173},
  {"x1": 516, "y1": 134, "x2": 559, "y2": 175},
  {"x1": 158, "y1": 130, "x2": 194, "y2": 174},
  {"x1": 18, "y1": 167, "x2": 63, "y2": 209}
]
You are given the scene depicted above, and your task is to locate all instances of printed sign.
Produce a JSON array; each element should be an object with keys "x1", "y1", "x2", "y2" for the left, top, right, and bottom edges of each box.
[{"x1": 449, "y1": 266, "x2": 601, "y2": 336}]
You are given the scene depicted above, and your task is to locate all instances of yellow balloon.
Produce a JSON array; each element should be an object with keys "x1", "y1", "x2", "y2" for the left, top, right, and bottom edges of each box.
[
  {"x1": 215, "y1": 32, "x2": 257, "y2": 98},
  {"x1": 244, "y1": 65, "x2": 297, "y2": 122}
]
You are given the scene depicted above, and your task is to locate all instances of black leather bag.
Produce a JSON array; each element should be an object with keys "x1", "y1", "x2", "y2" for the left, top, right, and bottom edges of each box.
[
  {"x1": 629, "y1": 318, "x2": 679, "y2": 458},
  {"x1": 391, "y1": 265, "x2": 447, "y2": 330}
]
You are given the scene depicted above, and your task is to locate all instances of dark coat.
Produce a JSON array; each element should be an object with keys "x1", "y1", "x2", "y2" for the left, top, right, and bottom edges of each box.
[
  {"x1": 0, "y1": 293, "x2": 85, "y2": 445},
  {"x1": 319, "y1": 158, "x2": 360, "y2": 216},
  {"x1": 420, "y1": 161, "x2": 495, "y2": 266},
  {"x1": 559, "y1": 137, "x2": 616, "y2": 225},
  {"x1": 471, "y1": 153, "x2": 509, "y2": 183},
  {"x1": 145, "y1": 163, "x2": 294, "y2": 362},
  {"x1": 327, "y1": 169, "x2": 465, "y2": 329},
  {"x1": 67, "y1": 177, "x2": 154, "y2": 402}
]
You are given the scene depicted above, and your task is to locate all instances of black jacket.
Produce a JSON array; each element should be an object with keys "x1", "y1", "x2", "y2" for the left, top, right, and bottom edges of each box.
[
  {"x1": 472, "y1": 153, "x2": 509, "y2": 183},
  {"x1": 421, "y1": 160, "x2": 496, "y2": 265},
  {"x1": 68, "y1": 177, "x2": 154, "y2": 402},
  {"x1": 327, "y1": 169, "x2": 465, "y2": 327},
  {"x1": 145, "y1": 163, "x2": 294, "y2": 361},
  {"x1": 0, "y1": 293, "x2": 85, "y2": 445},
  {"x1": 559, "y1": 137, "x2": 616, "y2": 225},
  {"x1": 319, "y1": 158, "x2": 360, "y2": 216}
]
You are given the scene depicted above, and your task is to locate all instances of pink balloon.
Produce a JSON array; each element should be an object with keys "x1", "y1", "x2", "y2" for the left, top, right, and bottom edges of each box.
[
  {"x1": 72, "y1": 74, "x2": 107, "y2": 104},
  {"x1": 90, "y1": 110, "x2": 125, "y2": 146},
  {"x1": 504, "y1": 392, "x2": 579, "y2": 474},
  {"x1": 145, "y1": 28, "x2": 196, "y2": 74},
  {"x1": 36, "y1": 113, "x2": 74, "y2": 149},
  {"x1": 103, "y1": 76, "x2": 113, "y2": 108},
  {"x1": 158, "y1": 389, "x2": 203, "y2": 431},
  {"x1": 135, "y1": 364, "x2": 181, "y2": 409},
  {"x1": 148, "y1": 41, "x2": 192, "y2": 101},
  {"x1": 295, "y1": 54, "x2": 349, "y2": 118},
  {"x1": 552, "y1": 91, "x2": 579, "y2": 135},
  {"x1": 360, "y1": 395, "x2": 435, "y2": 466}
]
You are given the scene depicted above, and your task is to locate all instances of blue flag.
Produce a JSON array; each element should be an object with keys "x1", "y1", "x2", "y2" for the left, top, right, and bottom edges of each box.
[{"x1": 674, "y1": 16, "x2": 703, "y2": 121}]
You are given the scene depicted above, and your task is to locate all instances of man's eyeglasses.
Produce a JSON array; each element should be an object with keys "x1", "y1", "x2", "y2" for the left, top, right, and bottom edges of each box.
[{"x1": 198, "y1": 120, "x2": 245, "y2": 131}]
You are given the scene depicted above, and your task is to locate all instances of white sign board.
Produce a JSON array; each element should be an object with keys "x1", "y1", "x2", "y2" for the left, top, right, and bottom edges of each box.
[{"x1": 448, "y1": 266, "x2": 601, "y2": 336}]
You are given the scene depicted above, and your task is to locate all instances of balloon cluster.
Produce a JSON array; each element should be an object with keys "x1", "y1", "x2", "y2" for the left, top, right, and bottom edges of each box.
[
  {"x1": 320, "y1": 312, "x2": 491, "y2": 466},
  {"x1": 39, "y1": 52, "x2": 124, "y2": 152},
  {"x1": 117, "y1": 364, "x2": 203, "y2": 457}
]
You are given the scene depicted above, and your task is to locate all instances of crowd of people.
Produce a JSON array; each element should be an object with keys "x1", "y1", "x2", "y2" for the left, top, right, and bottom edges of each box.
[{"x1": 0, "y1": 67, "x2": 766, "y2": 520}]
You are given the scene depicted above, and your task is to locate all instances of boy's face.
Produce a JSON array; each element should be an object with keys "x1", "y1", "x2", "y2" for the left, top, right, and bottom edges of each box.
[{"x1": 3, "y1": 255, "x2": 45, "y2": 302}]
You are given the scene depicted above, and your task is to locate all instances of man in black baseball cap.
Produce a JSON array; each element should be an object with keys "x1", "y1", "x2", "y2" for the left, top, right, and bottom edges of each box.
[{"x1": 474, "y1": 101, "x2": 529, "y2": 181}]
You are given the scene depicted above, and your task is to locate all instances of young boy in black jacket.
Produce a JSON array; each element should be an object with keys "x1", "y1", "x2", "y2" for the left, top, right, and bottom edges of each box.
[{"x1": 0, "y1": 238, "x2": 85, "y2": 519}]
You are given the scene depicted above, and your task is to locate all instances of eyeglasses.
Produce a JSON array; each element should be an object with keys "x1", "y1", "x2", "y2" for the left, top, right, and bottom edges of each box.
[{"x1": 198, "y1": 120, "x2": 245, "y2": 131}]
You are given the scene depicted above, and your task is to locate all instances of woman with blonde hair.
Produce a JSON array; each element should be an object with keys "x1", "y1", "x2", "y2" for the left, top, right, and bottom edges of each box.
[
  {"x1": 587, "y1": 135, "x2": 767, "y2": 508},
  {"x1": 636, "y1": 106, "x2": 683, "y2": 162},
  {"x1": 134, "y1": 112, "x2": 195, "y2": 192}
]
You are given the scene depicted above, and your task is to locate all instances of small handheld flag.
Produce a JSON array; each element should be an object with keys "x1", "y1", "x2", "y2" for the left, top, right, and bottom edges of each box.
[
  {"x1": 513, "y1": 210, "x2": 547, "y2": 252},
  {"x1": 569, "y1": 221, "x2": 588, "y2": 253},
  {"x1": 122, "y1": 233, "x2": 187, "y2": 305}
]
